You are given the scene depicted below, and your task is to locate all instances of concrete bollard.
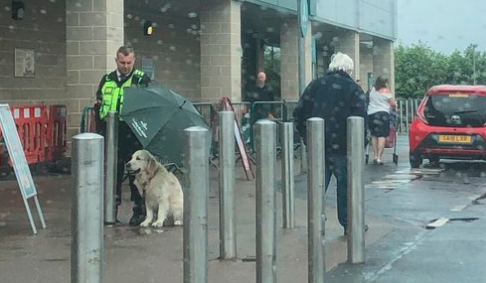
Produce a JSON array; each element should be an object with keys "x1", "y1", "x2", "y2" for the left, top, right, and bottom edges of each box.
[
  {"x1": 281, "y1": 122, "x2": 295, "y2": 229},
  {"x1": 306, "y1": 118, "x2": 325, "y2": 283},
  {"x1": 347, "y1": 117, "x2": 366, "y2": 264},
  {"x1": 183, "y1": 126, "x2": 210, "y2": 283},
  {"x1": 104, "y1": 111, "x2": 118, "y2": 224},
  {"x1": 255, "y1": 120, "x2": 277, "y2": 283},
  {"x1": 71, "y1": 133, "x2": 104, "y2": 283},
  {"x1": 218, "y1": 111, "x2": 237, "y2": 259}
]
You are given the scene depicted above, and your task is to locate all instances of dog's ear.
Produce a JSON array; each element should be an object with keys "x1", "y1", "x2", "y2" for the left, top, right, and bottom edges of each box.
[{"x1": 146, "y1": 154, "x2": 159, "y2": 179}]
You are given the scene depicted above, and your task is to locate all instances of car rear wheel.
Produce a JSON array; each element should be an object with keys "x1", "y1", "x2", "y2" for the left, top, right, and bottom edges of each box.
[{"x1": 410, "y1": 154, "x2": 423, "y2": 168}]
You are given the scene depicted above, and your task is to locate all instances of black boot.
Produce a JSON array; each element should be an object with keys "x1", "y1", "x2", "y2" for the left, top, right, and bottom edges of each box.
[{"x1": 129, "y1": 201, "x2": 146, "y2": 226}]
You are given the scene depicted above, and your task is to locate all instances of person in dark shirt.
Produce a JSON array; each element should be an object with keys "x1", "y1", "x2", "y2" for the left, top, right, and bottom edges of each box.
[
  {"x1": 245, "y1": 71, "x2": 275, "y2": 124},
  {"x1": 246, "y1": 71, "x2": 274, "y2": 103},
  {"x1": 293, "y1": 52, "x2": 367, "y2": 235}
]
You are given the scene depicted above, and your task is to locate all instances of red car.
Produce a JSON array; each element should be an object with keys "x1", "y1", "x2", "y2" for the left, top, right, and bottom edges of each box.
[{"x1": 409, "y1": 85, "x2": 486, "y2": 168}]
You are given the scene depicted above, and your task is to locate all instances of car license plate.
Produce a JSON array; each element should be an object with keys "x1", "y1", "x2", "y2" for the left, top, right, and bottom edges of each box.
[{"x1": 438, "y1": 135, "x2": 472, "y2": 144}]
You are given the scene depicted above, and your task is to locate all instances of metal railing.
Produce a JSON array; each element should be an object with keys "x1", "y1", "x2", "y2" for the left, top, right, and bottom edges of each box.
[
  {"x1": 397, "y1": 98, "x2": 422, "y2": 133},
  {"x1": 79, "y1": 101, "x2": 306, "y2": 164}
]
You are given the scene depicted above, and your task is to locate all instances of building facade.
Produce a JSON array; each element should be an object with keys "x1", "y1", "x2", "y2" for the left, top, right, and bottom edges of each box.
[{"x1": 0, "y1": 0, "x2": 396, "y2": 143}]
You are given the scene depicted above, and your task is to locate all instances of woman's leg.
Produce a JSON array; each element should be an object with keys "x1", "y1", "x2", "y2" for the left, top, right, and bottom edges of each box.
[
  {"x1": 377, "y1": 137, "x2": 386, "y2": 161},
  {"x1": 376, "y1": 111, "x2": 390, "y2": 163},
  {"x1": 371, "y1": 136, "x2": 379, "y2": 161}
]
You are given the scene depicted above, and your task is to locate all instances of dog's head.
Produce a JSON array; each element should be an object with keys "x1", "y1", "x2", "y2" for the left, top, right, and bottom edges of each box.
[{"x1": 126, "y1": 150, "x2": 157, "y2": 175}]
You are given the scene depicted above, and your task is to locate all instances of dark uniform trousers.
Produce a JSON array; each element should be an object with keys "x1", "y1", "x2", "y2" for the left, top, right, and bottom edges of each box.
[
  {"x1": 96, "y1": 111, "x2": 144, "y2": 217},
  {"x1": 116, "y1": 122, "x2": 144, "y2": 210}
]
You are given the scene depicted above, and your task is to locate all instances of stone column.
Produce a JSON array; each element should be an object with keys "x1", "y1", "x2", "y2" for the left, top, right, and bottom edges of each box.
[
  {"x1": 334, "y1": 30, "x2": 360, "y2": 81},
  {"x1": 280, "y1": 19, "x2": 312, "y2": 101},
  {"x1": 66, "y1": 0, "x2": 124, "y2": 141},
  {"x1": 200, "y1": 0, "x2": 242, "y2": 102},
  {"x1": 373, "y1": 38, "x2": 395, "y2": 93},
  {"x1": 360, "y1": 43, "x2": 374, "y2": 90}
]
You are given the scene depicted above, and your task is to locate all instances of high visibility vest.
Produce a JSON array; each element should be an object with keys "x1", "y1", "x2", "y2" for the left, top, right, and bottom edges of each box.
[{"x1": 99, "y1": 70, "x2": 145, "y2": 120}]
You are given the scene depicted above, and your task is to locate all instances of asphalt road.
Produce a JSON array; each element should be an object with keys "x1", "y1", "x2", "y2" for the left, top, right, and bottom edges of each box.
[{"x1": 295, "y1": 135, "x2": 486, "y2": 283}]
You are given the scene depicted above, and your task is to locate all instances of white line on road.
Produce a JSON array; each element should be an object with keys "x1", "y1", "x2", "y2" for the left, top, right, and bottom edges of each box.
[
  {"x1": 450, "y1": 205, "x2": 468, "y2": 212},
  {"x1": 364, "y1": 230, "x2": 430, "y2": 282},
  {"x1": 469, "y1": 194, "x2": 482, "y2": 201},
  {"x1": 426, "y1": 217, "x2": 449, "y2": 229}
]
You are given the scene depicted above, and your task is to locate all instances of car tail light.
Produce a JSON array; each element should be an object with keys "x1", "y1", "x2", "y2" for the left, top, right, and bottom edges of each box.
[{"x1": 416, "y1": 97, "x2": 429, "y2": 125}]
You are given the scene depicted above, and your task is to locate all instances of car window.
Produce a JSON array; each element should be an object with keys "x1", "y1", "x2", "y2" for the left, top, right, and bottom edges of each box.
[{"x1": 424, "y1": 94, "x2": 486, "y2": 127}]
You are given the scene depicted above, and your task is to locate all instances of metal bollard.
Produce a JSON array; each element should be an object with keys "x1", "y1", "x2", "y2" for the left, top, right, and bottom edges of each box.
[
  {"x1": 72, "y1": 133, "x2": 104, "y2": 283},
  {"x1": 219, "y1": 111, "x2": 237, "y2": 259},
  {"x1": 104, "y1": 111, "x2": 118, "y2": 224},
  {"x1": 347, "y1": 117, "x2": 366, "y2": 264},
  {"x1": 281, "y1": 122, "x2": 295, "y2": 229},
  {"x1": 306, "y1": 118, "x2": 325, "y2": 283},
  {"x1": 183, "y1": 126, "x2": 210, "y2": 283},
  {"x1": 255, "y1": 120, "x2": 277, "y2": 283}
]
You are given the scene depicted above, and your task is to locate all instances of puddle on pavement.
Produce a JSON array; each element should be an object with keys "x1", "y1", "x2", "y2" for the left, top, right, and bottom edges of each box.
[
  {"x1": 43, "y1": 258, "x2": 68, "y2": 262},
  {"x1": 448, "y1": 217, "x2": 479, "y2": 223}
]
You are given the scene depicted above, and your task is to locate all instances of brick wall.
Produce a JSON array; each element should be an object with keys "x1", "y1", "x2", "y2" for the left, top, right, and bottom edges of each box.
[
  {"x1": 0, "y1": 1, "x2": 66, "y2": 106},
  {"x1": 124, "y1": 4, "x2": 201, "y2": 101}
]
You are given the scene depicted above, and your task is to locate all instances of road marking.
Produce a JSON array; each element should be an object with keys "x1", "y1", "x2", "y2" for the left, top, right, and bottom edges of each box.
[
  {"x1": 395, "y1": 168, "x2": 443, "y2": 175},
  {"x1": 372, "y1": 180, "x2": 411, "y2": 185},
  {"x1": 383, "y1": 174, "x2": 421, "y2": 180},
  {"x1": 365, "y1": 230, "x2": 429, "y2": 282},
  {"x1": 426, "y1": 217, "x2": 449, "y2": 229},
  {"x1": 368, "y1": 167, "x2": 442, "y2": 191},
  {"x1": 469, "y1": 194, "x2": 482, "y2": 201},
  {"x1": 450, "y1": 205, "x2": 468, "y2": 212}
]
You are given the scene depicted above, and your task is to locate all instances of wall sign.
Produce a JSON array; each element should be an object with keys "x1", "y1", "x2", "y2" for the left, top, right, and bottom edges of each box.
[{"x1": 14, "y1": 48, "x2": 35, "y2": 78}]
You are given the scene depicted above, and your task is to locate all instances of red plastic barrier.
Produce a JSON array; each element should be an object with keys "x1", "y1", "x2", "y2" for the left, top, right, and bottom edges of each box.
[
  {"x1": 47, "y1": 105, "x2": 67, "y2": 162},
  {"x1": 8, "y1": 105, "x2": 49, "y2": 165},
  {"x1": 0, "y1": 133, "x2": 6, "y2": 169}
]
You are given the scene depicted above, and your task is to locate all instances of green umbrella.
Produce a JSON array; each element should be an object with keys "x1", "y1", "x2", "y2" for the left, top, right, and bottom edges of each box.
[{"x1": 121, "y1": 86, "x2": 210, "y2": 167}]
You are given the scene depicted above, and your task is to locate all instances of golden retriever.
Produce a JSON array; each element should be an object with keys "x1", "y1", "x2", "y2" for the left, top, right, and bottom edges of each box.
[{"x1": 126, "y1": 150, "x2": 184, "y2": 228}]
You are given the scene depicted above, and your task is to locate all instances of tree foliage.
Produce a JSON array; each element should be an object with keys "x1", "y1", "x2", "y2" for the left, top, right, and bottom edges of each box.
[{"x1": 395, "y1": 43, "x2": 486, "y2": 98}]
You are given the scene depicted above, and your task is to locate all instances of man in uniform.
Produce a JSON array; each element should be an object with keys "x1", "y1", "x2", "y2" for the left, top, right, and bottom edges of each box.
[{"x1": 95, "y1": 45, "x2": 151, "y2": 226}]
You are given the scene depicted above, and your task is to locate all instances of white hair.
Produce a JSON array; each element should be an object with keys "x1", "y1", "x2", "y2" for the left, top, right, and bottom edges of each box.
[{"x1": 328, "y1": 52, "x2": 354, "y2": 73}]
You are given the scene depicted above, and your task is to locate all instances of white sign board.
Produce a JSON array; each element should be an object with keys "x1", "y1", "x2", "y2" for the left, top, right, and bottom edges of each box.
[{"x1": 0, "y1": 104, "x2": 46, "y2": 234}]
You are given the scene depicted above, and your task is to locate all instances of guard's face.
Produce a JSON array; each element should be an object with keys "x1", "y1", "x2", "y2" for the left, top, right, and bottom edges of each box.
[{"x1": 115, "y1": 52, "x2": 135, "y2": 76}]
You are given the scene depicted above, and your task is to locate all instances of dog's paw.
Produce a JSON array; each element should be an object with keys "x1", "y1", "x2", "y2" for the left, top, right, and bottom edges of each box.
[
  {"x1": 174, "y1": 220, "x2": 183, "y2": 226},
  {"x1": 152, "y1": 221, "x2": 164, "y2": 228},
  {"x1": 140, "y1": 220, "x2": 151, "y2": 227}
]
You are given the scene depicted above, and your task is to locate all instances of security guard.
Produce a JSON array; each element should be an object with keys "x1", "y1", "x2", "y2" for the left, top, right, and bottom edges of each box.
[{"x1": 95, "y1": 45, "x2": 151, "y2": 226}]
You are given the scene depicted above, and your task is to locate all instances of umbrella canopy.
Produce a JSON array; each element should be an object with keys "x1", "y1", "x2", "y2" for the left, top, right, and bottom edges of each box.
[{"x1": 121, "y1": 86, "x2": 210, "y2": 167}]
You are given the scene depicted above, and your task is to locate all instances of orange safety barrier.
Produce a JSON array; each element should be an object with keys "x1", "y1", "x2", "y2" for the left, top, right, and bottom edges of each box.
[
  {"x1": 47, "y1": 105, "x2": 67, "y2": 162},
  {"x1": 3, "y1": 105, "x2": 50, "y2": 165}
]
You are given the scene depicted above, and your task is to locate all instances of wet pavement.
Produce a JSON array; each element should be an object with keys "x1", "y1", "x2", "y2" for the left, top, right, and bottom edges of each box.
[
  {"x1": 0, "y1": 155, "x2": 391, "y2": 283},
  {"x1": 1, "y1": 135, "x2": 485, "y2": 282}
]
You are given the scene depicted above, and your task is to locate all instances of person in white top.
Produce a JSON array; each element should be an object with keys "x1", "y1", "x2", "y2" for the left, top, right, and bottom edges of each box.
[{"x1": 367, "y1": 76, "x2": 397, "y2": 165}]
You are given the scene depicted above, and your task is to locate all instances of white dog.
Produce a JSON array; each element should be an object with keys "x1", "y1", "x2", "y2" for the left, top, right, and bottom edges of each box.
[{"x1": 126, "y1": 150, "x2": 184, "y2": 228}]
